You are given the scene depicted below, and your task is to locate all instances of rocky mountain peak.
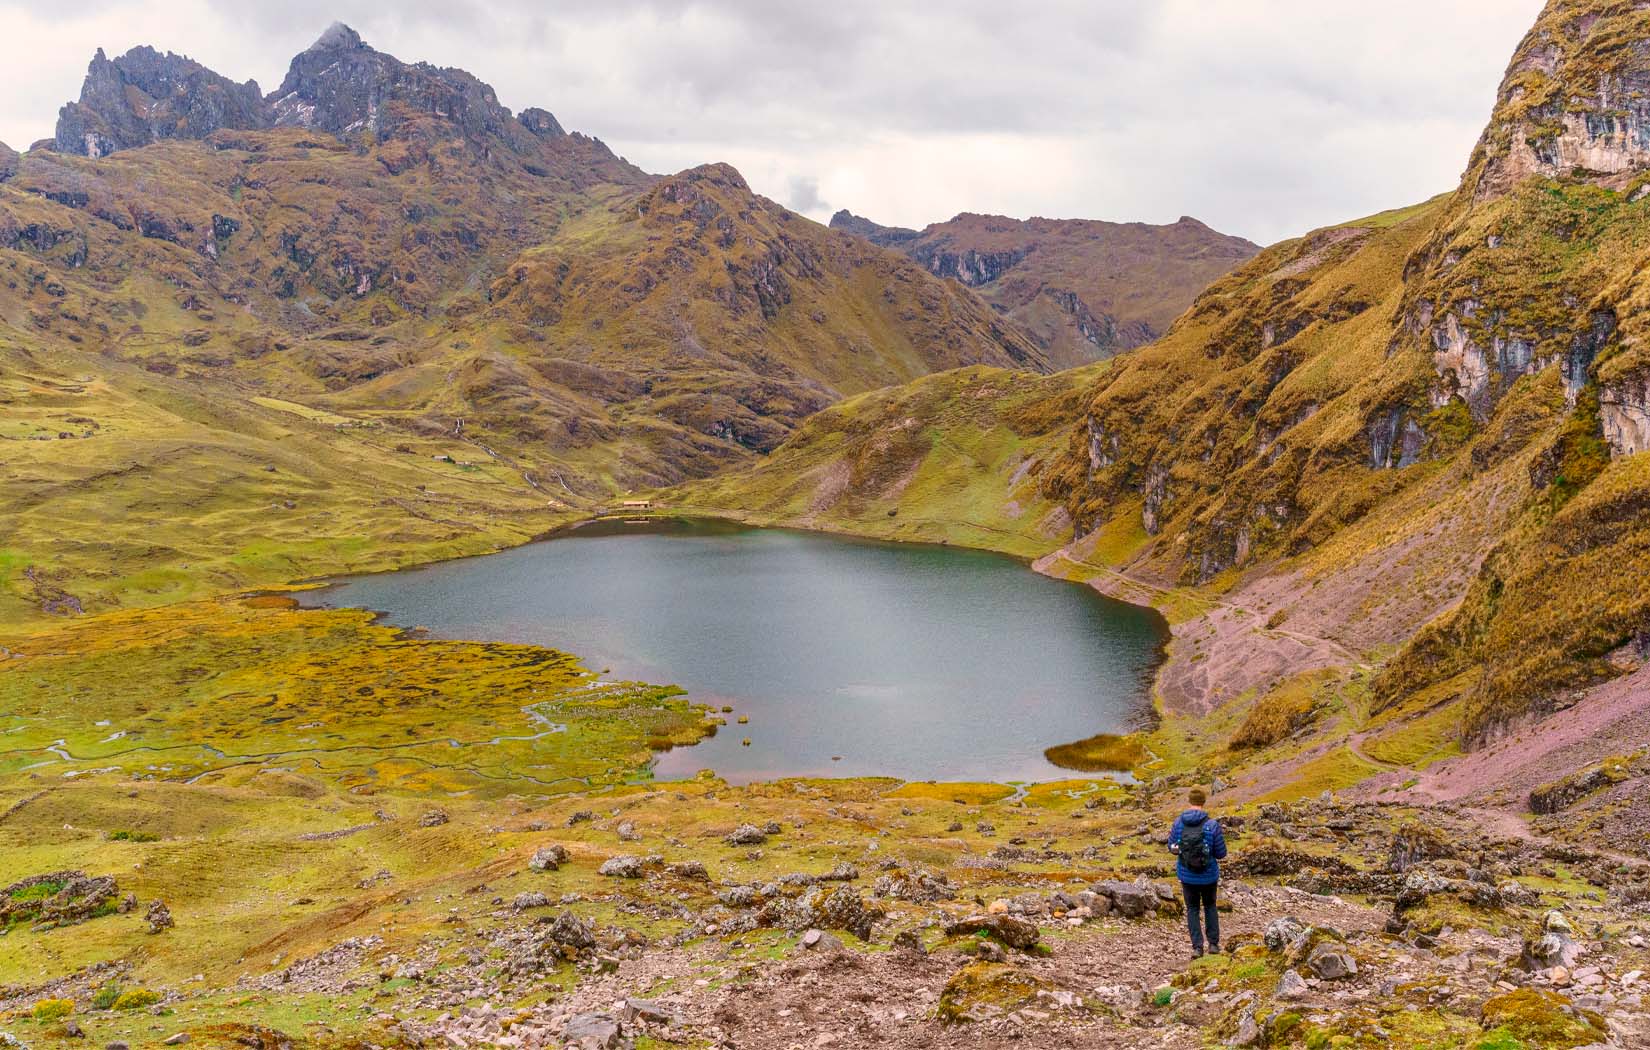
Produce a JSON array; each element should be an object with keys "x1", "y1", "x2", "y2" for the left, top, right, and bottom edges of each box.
[
  {"x1": 49, "y1": 26, "x2": 584, "y2": 164},
  {"x1": 1469, "y1": 0, "x2": 1650, "y2": 198},
  {"x1": 0, "y1": 140, "x2": 17, "y2": 182},
  {"x1": 307, "y1": 21, "x2": 366, "y2": 53},
  {"x1": 53, "y1": 44, "x2": 267, "y2": 157}
]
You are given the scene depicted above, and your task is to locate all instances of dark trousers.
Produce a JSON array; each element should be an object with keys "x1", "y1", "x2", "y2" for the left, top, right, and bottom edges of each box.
[{"x1": 1181, "y1": 881, "x2": 1219, "y2": 950}]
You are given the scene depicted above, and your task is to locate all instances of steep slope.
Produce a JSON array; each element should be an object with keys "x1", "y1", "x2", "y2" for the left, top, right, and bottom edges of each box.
[
  {"x1": 832, "y1": 209, "x2": 1259, "y2": 368},
  {"x1": 1039, "y1": 0, "x2": 1650, "y2": 744}
]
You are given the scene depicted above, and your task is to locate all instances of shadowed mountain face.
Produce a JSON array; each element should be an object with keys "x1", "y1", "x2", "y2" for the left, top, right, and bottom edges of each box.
[{"x1": 832, "y1": 209, "x2": 1259, "y2": 369}]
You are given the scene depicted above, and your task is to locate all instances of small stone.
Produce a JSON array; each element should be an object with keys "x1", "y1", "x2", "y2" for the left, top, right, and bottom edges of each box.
[
  {"x1": 616, "y1": 821, "x2": 640, "y2": 841},
  {"x1": 419, "y1": 810, "x2": 449, "y2": 827},
  {"x1": 568, "y1": 810, "x2": 594, "y2": 825},
  {"x1": 163, "y1": 1036, "x2": 189, "y2": 1046},
  {"x1": 801, "y1": 928, "x2": 844, "y2": 952},
  {"x1": 1277, "y1": 969, "x2": 1310, "y2": 1000}
]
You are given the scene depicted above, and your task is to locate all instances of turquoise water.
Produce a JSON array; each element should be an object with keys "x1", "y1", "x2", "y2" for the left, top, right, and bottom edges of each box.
[{"x1": 302, "y1": 518, "x2": 1166, "y2": 783}]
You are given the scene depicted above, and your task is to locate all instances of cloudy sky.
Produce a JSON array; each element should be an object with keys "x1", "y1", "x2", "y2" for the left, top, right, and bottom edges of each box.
[{"x1": 1, "y1": 1, "x2": 1543, "y2": 244}]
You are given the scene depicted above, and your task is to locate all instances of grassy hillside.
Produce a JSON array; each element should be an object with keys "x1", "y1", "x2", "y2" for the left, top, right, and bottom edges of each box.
[{"x1": 673, "y1": 364, "x2": 1098, "y2": 558}]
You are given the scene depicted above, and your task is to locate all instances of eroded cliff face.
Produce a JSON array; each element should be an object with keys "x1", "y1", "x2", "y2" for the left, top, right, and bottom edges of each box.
[
  {"x1": 1046, "y1": 0, "x2": 1650, "y2": 742},
  {"x1": 1472, "y1": 0, "x2": 1650, "y2": 199}
]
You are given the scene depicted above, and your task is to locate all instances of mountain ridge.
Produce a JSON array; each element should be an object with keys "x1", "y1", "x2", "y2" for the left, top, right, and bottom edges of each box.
[{"x1": 831, "y1": 207, "x2": 1259, "y2": 368}]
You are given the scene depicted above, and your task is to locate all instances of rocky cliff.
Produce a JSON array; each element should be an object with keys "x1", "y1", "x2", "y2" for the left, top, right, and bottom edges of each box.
[
  {"x1": 52, "y1": 24, "x2": 593, "y2": 171},
  {"x1": 833, "y1": 209, "x2": 1259, "y2": 369},
  {"x1": 1033, "y1": 0, "x2": 1650, "y2": 745}
]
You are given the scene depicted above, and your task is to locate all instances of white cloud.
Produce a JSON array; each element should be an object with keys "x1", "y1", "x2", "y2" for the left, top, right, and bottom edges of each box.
[{"x1": 0, "y1": 0, "x2": 1546, "y2": 243}]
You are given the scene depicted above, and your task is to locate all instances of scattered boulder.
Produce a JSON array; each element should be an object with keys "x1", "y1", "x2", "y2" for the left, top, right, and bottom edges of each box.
[
  {"x1": 1306, "y1": 943, "x2": 1358, "y2": 980},
  {"x1": 800, "y1": 928, "x2": 845, "y2": 952},
  {"x1": 665, "y1": 860, "x2": 709, "y2": 881},
  {"x1": 145, "y1": 900, "x2": 174, "y2": 934},
  {"x1": 616, "y1": 821, "x2": 640, "y2": 842},
  {"x1": 545, "y1": 911, "x2": 597, "y2": 951},
  {"x1": 1521, "y1": 910, "x2": 1584, "y2": 971},
  {"x1": 567, "y1": 810, "x2": 595, "y2": 826},
  {"x1": 1092, "y1": 880, "x2": 1161, "y2": 919},
  {"x1": 725, "y1": 824, "x2": 768, "y2": 846},
  {"x1": 944, "y1": 913, "x2": 1041, "y2": 951},
  {"x1": 937, "y1": 962, "x2": 1051, "y2": 1023},
  {"x1": 419, "y1": 810, "x2": 449, "y2": 827},
  {"x1": 512, "y1": 891, "x2": 550, "y2": 910},
  {"x1": 822, "y1": 861, "x2": 860, "y2": 881},
  {"x1": 1265, "y1": 916, "x2": 1309, "y2": 952},
  {"x1": 598, "y1": 856, "x2": 645, "y2": 879},
  {"x1": 873, "y1": 866, "x2": 956, "y2": 902},
  {"x1": 1276, "y1": 968, "x2": 1310, "y2": 1000},
  {"x1": 561, "y1": 1012, "x2": 623, "y2": 1050},
  {"x1": 529, "y1": 845, "x2": 569, "y2": 872},
  {"x1": 785, "y1": 886, "x2": 878, "y2": 941}
]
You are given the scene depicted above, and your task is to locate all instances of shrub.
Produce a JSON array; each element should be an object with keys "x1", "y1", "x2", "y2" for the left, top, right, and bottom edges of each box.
[
  {"x1": 32, "y1": 999, "x2": 73, "y2": 1021},
  {"x1": 90, "y1": 983, "x2": 122, "y2": 1010},
  {"x1": 112, "y1": 988, "x2": 162, "y2": 1011}
]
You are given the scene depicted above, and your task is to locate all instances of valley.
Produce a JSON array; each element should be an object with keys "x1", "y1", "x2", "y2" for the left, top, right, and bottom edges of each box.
[{"x1": 5, "y1": 2, "x2": 1650, "y2": 1048}]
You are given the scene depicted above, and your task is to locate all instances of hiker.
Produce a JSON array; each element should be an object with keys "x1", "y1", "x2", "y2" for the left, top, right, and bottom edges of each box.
[{"x1": 1168, "y1": 787, "x2": 1228, "y2": 958}]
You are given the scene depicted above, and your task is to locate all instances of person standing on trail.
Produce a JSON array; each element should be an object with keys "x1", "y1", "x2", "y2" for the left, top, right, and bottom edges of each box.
[{"x1": 1169, "y1": 787, "x2": 1228, "y2": 958}]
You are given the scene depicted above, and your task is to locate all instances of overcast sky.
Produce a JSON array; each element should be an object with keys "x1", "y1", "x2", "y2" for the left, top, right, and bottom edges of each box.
[{"x1": 1, "y1": 1, "x2": 1544, "y2": 244}]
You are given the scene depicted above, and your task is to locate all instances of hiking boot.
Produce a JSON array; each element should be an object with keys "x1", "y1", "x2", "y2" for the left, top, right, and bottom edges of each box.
[
  {"x1": 1207, "y1": 944, "x2": 1222, "y2": 955},
  {"x1": 1190, "y1": 946, "x2": 1204, "y2": 959}
]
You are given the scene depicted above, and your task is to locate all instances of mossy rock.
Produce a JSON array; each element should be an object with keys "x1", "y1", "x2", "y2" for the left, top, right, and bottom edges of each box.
[
  {"x1": 937, "y1": 962, "x2": 1050, "y2": 1023},
  {"x1": 1479, "y1": 988, "x2": 1606, "y2": 1049}
]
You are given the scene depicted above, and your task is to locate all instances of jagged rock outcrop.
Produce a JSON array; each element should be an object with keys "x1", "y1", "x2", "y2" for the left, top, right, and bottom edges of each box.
[
  {"x1": 267, "y1": 23, "x2": 544, "y2": 156},
  {"x1": 50, "y1": 24, "x2": 582, "y2": 166},
  {"x1": 1472, "y1": 0, "x2": 1650, "y2": 199},
  {"x1": 54, "y1": 46, "x2": 268, "y2": 157},
  {"x1": 0, "y1": 141, "x2": 18, "y2": 182}
]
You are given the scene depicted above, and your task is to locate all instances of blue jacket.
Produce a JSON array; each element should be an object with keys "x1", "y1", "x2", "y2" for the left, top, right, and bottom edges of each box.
[{"x1": 1170, "y1": 808, "x2": 1227, "y2": 885}]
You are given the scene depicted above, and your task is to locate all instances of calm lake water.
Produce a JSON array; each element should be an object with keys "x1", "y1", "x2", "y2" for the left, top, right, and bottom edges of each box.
[{"x1": 301, "y1": 519, "x2": 1166, "y2": 783}]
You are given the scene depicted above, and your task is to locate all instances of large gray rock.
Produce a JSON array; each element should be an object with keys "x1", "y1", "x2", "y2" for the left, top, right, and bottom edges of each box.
[
  {"x1": 598, "y1": 855, "x2": 645, "y2": 879},
  {"x1": 1264, "y1": 916, "x2": 1309, "y2": 952},
  {"x1": 529, "y1": 844, "x2": 569, "y2": 871},
  {"x1": 1276, "y1": 968, "x2": 1310, "y2": 1000},
  {"x1": 1307, "y1": 944, "x2": 1358, "y2": 980},
  {"x1": 1093, "y1": 880, "x2": 1160, "y2": 919},
  {"x1": 943, "y1": 913, "x2": 1041, "y2": 951},
  {"x1": 0, "y1": 141, "x2": 17, "y2": 182},
  {"x1": 561, "y1": 1012, "x2": 623, "y2": 1050},
  {"x1": 725, "y1": 823, "x2": 767, "y2": 846}
]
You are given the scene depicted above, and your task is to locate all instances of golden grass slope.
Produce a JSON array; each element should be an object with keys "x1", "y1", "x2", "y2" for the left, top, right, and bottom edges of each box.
[{"x1": 673, "y1": 363, "x2": 1097, "y2": 559}]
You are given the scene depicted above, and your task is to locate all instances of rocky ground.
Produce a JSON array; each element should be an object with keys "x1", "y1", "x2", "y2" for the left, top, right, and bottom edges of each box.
[{"x1": 4, "y1": 782, "x2": 1648, "y2": 1050}]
